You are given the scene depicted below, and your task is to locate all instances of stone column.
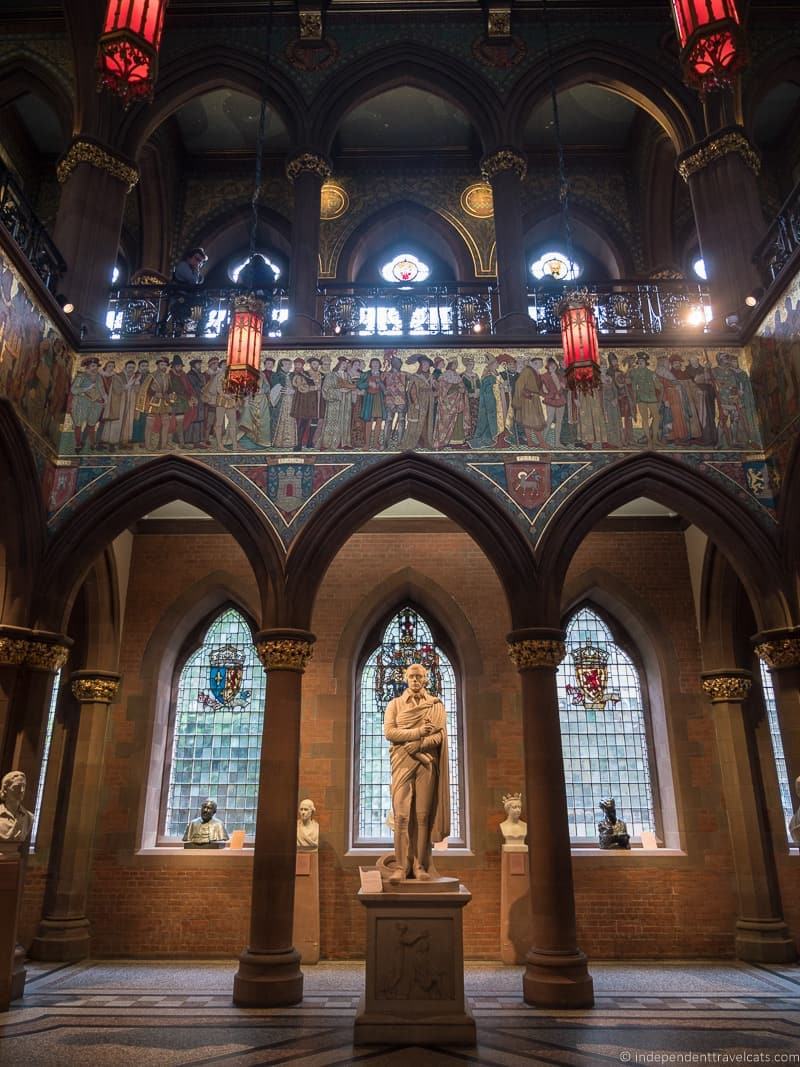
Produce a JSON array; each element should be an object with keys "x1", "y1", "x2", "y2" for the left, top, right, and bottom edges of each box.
[
  {"x1": 284, "y1": 153, "x2": 330, "y2": 338},
  {"x1": 0, "y1": 630, "x2": 70, "y2": 1003},
  {"x1": 676, "y1": 127, "x2": 764, "y2": 320},
  {"x1": 480, "y1": 148, "x2": 532, "y2": 337},
  {"x1": 53, "y1": 137, "x2": 138, "y2": 336},
  {"x1": 1, "y1": 631, "x2": 71, "y2": 792},
  {"x1": 234, "y1": 629, "x2": 315, "y2": 1007},
  {"x1": 700, "y1": 669, "x2": 795, "y2": 961},
  {"x1": 506, "y1": 628, "x2": 594, "y2": 1008},
  {"x1": 0, "y1": 627, "x2": 31, "y2": 765},
  {"x1": 29, "y1": 670, "x2": 120, "y2": 962},
  {"x1": 753, "y1": 628, "x2": 800, "y2": 796}
]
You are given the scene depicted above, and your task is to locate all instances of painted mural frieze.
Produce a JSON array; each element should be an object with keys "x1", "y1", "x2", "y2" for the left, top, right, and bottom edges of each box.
[{"x1": 0, "y1": 246, "x2": 782, "y2": 548}]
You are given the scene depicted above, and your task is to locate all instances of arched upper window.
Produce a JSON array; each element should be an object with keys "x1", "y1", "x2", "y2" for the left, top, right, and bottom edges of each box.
[
  {"x1": 530, "y1": 250, "x2": 582, "y2": 281},
  {"x1": 557, "y1": 605, "x2": 657, "y2": 842},
  {"x1": 758, "y1": 660, "x2": 794, "y2": 840},
  {"x1": 160, "y1": 607, "x2": 266, "y2": 842},
  {"x1": 353, "y1": 606, "x2": 466, "y2": 848},
  {"x1": 380, "y1": 253, "x2": 430, "y2": 284}
]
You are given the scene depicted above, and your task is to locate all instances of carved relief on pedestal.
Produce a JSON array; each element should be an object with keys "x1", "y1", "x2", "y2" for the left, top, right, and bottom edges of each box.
[{"x1": 375, "y1": 918, "x2": 455, "y2": 1001}]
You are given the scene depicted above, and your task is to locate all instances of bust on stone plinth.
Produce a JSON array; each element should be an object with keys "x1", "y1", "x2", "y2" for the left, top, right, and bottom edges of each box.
[
  {"x1": 499, "y1": 792, "x2": 527, "y2": 847},
  {"x1": 0, "y1": 771, "x2": 33, "y2": 845},
  {"x1": 296, "y1": 798, "x2": 319, "y2": 850},
  {"x1": 182, "y1": 798, "x2": 229, "y2": 849}
]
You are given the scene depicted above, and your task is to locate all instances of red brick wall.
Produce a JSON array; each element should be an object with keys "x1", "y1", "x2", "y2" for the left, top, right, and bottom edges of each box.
[{"x1": 22, "y1": 523, "x2": 797, "y2": 960}]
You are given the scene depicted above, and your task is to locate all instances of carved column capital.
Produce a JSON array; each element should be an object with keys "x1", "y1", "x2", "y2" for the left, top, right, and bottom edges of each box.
[
  {"x1": 701, "y1": 669, "x2": 752, "y2": 703},
  {"x1": 507, "y1": 628, "x2": 566, "y2": 670},
  {"x1": 753, "y1": 627, "x2": 800, "y2": 670},
  {"x1": 0, "y1": 626, "x2": 32, "y2": 667},
  {"x1": 70, "y1": 671, "x2": 121, "y2": 704},
  {"x1": 0, "y1": 628, "x2": 72, "y2": 671},
  {"x1": 676, "y1": 127, "x2": 760, "y2": 183},
  {"x1": 285, "y1": 152, "x2": 332, "y2": 183},
  {"x1": 255, "y1": 629, "x2": 316, "y2": 672},
  {"x1": 480, "y1": 147, "x2": 527, "y2": 183},
  {"x1": 56, "y1": 137, "x2": 139, "y2": 193}
]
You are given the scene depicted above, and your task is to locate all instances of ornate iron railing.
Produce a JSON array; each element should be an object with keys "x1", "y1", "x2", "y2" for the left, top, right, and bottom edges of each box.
[
  {"x1": 106, "y1": 285, "x2": 289, "y2": 340},
  {"x1": 0, "y1": 161, "x2": 66, "y2": 294},
  {"x1": 753, "y1": 181, "x2": 800, "y2": 288},
  {"x1": 527, "y1": 280, "x2": 713, "y2": 336},
  {"x1": 318, "y1": 282, "x2": 496, "y2": 337}
]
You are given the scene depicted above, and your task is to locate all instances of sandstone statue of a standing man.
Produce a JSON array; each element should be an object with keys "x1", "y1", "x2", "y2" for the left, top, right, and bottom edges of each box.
[{"x1": 384, "y1": 663, "x2": 450, "y2": 883}]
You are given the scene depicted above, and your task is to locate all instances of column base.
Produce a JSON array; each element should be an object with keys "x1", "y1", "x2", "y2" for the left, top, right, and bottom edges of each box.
[
  {"x1": 232, "y1": 947, "x2": 303, "y2": 1007},
  {"x1": 735, "y1": 918, "x2": 797, "y2": 963},
  {"x1": 523, "y1": 948, "x2": 595, "y2": 1008},
  {"x1": 29, "y1": 917, "x2": 91, "y2": 962}
]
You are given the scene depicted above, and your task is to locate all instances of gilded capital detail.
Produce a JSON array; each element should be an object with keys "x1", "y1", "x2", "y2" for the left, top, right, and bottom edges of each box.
[
  {"x1": 0, "y1": 638, "x2": 30, "y2": 667},
  {"x1": 507, "y1": 639, "x2": 566, "y2": 670},
  {"x1": 256, "y1": 638, "x2": 315, "y2": 672},
  {"x1": 481, "y1": 149, "x2": 527, "y2": 183},
  {"x1": 71, "y1": 676, "x2": 121, "y2": 704},
  {"x1": 57, "y1": 139, "x2": 139, "y2": 193},
  {"x1": 677, "y1": 131, "x2": 760, "y2": 182},
  {"x1": 755, "y1": 637, "x2": 800, "y2": 670},
  {"x1": 24, "y1": 640, "x2": 70, "y2": 672},
  {"x1": 286, "y1": 153, "x2": 332, "y2": 183},
  {"x1": 701, "y1": 672, "x2": 752, "y2": 703}
]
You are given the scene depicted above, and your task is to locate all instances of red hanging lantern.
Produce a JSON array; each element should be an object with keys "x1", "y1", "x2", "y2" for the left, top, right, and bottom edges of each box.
[
  {"x1": 96, "y1": 0, "x2": 168, "y2": 106},
  {"x1": 669, "y1": 0, "x2": 746, "y2": 92},
  {"x1": 557, "y1": 292, "x2": 601, "y2": 393},
  {"x1": 225, "y1": 294, "x2": 265, "y2": 397}
]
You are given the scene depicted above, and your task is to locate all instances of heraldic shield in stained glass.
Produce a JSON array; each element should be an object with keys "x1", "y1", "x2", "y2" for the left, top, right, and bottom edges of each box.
[
  {"x1": 199, "y1": 643, "x2": 252, "y2": 711},
  {"x1": 565, "y1": 641, "x2": 621, "y2": 712},
  {"x1": 375, "y1": 607, "x2": 443, "y2": 701}
]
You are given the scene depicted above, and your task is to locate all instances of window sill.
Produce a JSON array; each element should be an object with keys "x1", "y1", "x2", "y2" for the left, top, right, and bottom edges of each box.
[
  {"x1": 345, "y1": 848, "x2": 474, "y2": 859},
  {"x1": 135, "y1": 846, "x2": 254, "y2": 859},
  {"x1": 571, "y1": 847, "x2": 687, "y2": 858}
]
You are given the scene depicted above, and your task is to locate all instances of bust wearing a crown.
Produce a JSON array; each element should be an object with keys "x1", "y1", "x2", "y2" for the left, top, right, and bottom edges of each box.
[{"x1": 499, "y1": 792, "x2": 527, "y2": 844}]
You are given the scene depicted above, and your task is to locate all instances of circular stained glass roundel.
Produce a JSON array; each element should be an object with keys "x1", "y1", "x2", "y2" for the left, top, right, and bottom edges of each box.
[
  {"x1": 530, "y1": 250, "x2": 581, "y2": 281},
  {"x1": 381, "y1": 253, "x2": 430, "y2": 284}
]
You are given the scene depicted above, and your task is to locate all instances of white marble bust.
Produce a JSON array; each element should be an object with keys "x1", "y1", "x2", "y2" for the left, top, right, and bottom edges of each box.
[
  {"x1": 297, "y1": 798, "x2": 319, "y2": 850},
  {"x1": 0, "y1": 770, "x2": 33, "y2": 844},
  {"x1": 790, "y1": 776, "x2": 800, "y2": 846},
  {"x1": 499, "y1": 792, "x2": 527, "y2": 845}
]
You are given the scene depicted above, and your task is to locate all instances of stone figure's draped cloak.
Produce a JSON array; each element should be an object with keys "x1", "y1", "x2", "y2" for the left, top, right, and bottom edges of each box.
[{"x1": 384, "y1": 688, "x2": 451, "y2": 843}]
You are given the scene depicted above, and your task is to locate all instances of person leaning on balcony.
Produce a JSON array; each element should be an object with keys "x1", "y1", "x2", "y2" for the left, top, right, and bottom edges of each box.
[{"x1": 161, "y1": 247, "x2": 208, "y2": 337}]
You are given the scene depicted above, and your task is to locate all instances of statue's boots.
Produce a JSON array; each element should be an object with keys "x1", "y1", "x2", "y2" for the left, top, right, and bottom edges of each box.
[
  {"x1": 413, "y1": 815, "x2": 433, "y2": 880},
  {"x1": 390, "y1": 824, "x2": 411, "y2": 882}
]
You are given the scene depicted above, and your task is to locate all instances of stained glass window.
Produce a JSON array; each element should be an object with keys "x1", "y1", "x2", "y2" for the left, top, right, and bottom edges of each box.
[
  {"x1": 162, "y1": 608, "x2": 266, "y2": 840},
  {"x1": 380, "y1": 253, "x2": 430, "y2": 284},
  {"x1": 31, "y1": 667, "x2": 61, "y2": 847},
  {"x1": 530, "y1": 250, "x2": 581, "y2": 281},
  {"x1": 759, "y1": 660, "x2": 794, "y2": 838},
  {"x1": 557, "y1": 606, "x2": 656, "y2": 841},
  {"x1": 354, "y1": 606, "x2": 465, "y2": 847}
]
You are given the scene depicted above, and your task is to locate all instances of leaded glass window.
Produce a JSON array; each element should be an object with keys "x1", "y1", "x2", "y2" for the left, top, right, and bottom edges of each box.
[
  {"x1": 557, "y1": 606, "x2": 656, "y2": 841},
  {"x1": 759, "y1": 660, "x2": 794, "y2": 838},
  {"x1": 31, "y1": 667, "x2": 61, "y2": 847},
  {"x1": 354, "y1": 606, "x2": 465, "y2": 847},
  {"x1": 162, "y1": 608, "x2": 266, "y2": 840}
]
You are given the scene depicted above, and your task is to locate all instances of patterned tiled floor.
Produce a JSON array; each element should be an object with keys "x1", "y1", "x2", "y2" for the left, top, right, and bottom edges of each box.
[{"x1": 1, "y1": 958, "x2": 799, "y2": 1065}]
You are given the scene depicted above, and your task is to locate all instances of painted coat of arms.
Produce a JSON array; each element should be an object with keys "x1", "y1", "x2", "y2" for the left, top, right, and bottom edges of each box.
[
  {"x1": 199, "y1": 644, "x2": 252, "y2": 711},
  {"x1": 505, "y1": 462, "x2": 550, "y2": 512},
  {"x1": 565, "y1": 643, "x2": 620, "y2": 711}
]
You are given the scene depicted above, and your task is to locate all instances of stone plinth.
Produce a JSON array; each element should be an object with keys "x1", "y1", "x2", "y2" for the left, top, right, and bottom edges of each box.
[
  {"x1": 0, "y1": 845, "x2": 24, "y2": 1010},
  {"x1": 354, "y1": 885, "x2": 476, "y2": 1046},
  {"x1": 292, "y1": 850, "x2": 320, "y2": 964},
  {"x1": 500, "y1": 843, "x2": 531, "y2": 964}
]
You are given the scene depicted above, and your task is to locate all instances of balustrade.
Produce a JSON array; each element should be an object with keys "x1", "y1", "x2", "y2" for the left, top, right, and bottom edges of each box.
[
  {"x1": 753, "y1": 181, "x2": 800, "y2": 289},
  {"x1": 0, "y1": 162, "x2": 66, "y2": 294},
  {"x1": 106, "y1": 285, "x2": 289, "y2": 340}
]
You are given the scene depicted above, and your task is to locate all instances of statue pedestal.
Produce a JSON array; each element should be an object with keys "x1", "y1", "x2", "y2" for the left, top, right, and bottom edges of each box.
[
  {"x1": 292, "y1": 849, "x2": 320, "y2": 963},
  {"x1": 354, "y1": 884, "x2": 476, "y2": 1046},
  {"x1": 0, "y1": 846, "x2": 25, "y2": 1010},
  {"x1": 500, "y1": 843, "x2": 531, "y2": 964}
]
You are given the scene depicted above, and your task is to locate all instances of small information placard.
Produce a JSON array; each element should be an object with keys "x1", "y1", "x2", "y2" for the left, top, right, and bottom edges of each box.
[
  {"x1": 359, "y1": 867, "x2": 383, "y2": 893},
  {"x1": 228, "y1": 830, "x2": 245, "y2": 850}
]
